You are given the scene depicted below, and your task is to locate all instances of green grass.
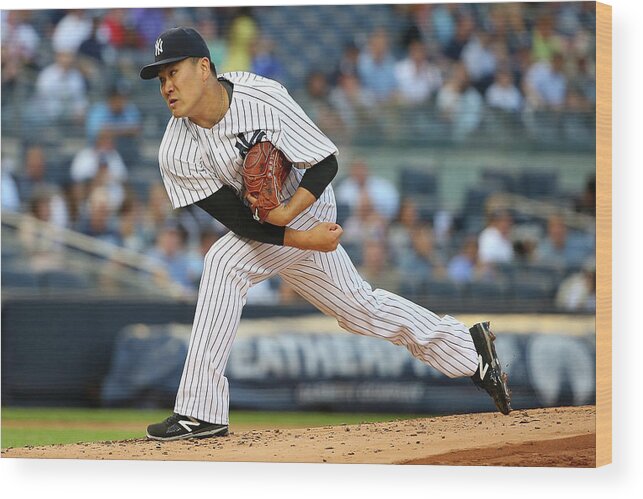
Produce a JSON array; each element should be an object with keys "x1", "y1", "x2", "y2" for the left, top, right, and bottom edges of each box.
[
  {"x1": 2, "y1": 429, "x2": 146, "y2": 448},
  {"x1": 1, "y1": 407, "x2": 421, "y2": 449}
]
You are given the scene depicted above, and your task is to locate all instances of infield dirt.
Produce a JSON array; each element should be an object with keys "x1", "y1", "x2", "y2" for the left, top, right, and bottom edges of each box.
[{"x1": 1, "y1": 405, "x2": 595, "y2": 467}]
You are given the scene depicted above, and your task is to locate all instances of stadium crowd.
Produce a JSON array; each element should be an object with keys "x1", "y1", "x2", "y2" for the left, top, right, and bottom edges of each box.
[{"x1": 1, "y1": 4, "x2": 596, "y2": 311}]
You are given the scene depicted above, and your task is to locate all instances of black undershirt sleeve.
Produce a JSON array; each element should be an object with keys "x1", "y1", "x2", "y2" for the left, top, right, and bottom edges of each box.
[
  {"x1": 298, "y1": 154, "x2": 338, "y2": 199},
  {"x1": 195, "y1": 186, "x2": 286, "y2": 246}
]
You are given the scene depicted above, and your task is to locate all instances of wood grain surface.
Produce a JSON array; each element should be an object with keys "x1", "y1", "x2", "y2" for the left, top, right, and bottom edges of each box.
[{"x1": 596, "y1": 1, "x2": 612, "y2": 467}]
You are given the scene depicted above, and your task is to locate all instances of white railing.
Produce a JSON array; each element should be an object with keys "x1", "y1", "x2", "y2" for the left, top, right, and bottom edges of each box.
[
  {"x1": 1, "y1": 210, "x2": 191, "y2": 298},
  {"x1": 486, "y1": 193, "x2": 596, "y2": 232}
]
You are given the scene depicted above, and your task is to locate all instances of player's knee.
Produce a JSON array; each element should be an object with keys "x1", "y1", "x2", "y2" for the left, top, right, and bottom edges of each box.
[
  {"x1": 203, "y1": 246, "x2": 233, "y2": 272},
  {"x1": 203, "y1": 246, "x2": 245, "y2": 278}
]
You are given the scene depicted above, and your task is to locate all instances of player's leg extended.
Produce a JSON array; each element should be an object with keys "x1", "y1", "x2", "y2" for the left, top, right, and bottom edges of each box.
[
  {"x1": 279, "y1": 244, "x2": 479, "y2": 378},
  {"x1": 174, "y1": 233, "x2": 308, "y2": 424}
]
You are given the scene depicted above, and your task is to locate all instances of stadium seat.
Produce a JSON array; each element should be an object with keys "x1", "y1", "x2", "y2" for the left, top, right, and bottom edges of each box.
[
  {"x1": 510, "y1": 273, "x2": 556, "y2": 311},
  {"x1": 1, "y1": 269, "x2": 40, "y2": 290},
  {"x1": 513, "y1": 264, "x2": 561, "y2": 290},
  {"x1": 399, "y1": 168, "x2": 438, "y2": 197},
  {"x1": 423, "y1": 279, "x2": 461, "y2": 300},
  {"x1": 465, "y1": 280, "x2": 508, "y2": 312},
  {"x1": 481, "y1": 168, "x2": 516, "y2": 193},
  {"x1": 517, "y1": 170, "x2": 558, "y2": 199},
  {"x1": 335, "y1": 201, "x2": 351, "y2": 226},
  {"x1": 40, "y1": 270, "x2": 91, "y2": 291}
]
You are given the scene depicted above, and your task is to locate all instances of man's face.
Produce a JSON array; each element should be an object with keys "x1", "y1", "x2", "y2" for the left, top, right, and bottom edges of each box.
[
  {"x1": 109, "y1": 95, "x2": 126, "y2": 114},
  {"x1": 157, "y1": 58, "x2": 204, "y2": 118}
]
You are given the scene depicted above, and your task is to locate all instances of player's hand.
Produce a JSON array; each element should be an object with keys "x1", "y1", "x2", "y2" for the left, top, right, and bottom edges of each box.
[
  {"x1": 246, "y1": 193, "x2": 293, "y2": 226},
  {"x1": 305, "y1": 222, "x2": 343, "y2": 252}
]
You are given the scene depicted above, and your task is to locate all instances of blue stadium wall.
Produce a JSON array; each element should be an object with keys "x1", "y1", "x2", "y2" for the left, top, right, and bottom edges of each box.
[{"x1": 2, "y1": 297, "x2": 595, "y2": 414}]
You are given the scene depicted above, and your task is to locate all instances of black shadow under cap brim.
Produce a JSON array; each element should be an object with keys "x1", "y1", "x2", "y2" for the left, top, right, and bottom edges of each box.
[
  {"x1": 139, "y1": 56, "x2": 189, "y2": 80},
  {"x1": 140, "y1": 58, "x2": 217, "y2": 80}
]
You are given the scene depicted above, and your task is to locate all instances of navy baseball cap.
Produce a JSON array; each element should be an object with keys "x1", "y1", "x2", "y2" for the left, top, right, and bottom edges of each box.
[{"x1": 139, "y1": 27, "x2": 216, "y2": 80}]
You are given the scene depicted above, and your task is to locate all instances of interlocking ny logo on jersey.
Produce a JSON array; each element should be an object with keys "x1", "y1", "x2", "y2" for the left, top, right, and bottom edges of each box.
[
  {"x1": 155, "y1": 38, "x2": 164, "y2": 57},
  {"x1": 235, "y1": 130, "x2": 267, "y2": 159}
]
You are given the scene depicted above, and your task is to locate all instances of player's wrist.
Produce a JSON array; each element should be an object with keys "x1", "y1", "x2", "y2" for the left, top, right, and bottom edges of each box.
[{"x1": 283, "y1": 228, "x2": 307, "y2": 249}]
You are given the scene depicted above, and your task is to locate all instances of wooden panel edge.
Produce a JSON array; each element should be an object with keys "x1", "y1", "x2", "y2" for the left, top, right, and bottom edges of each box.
[{"x1": 595, "y1": 0, "x2": 612, "y2": 468}]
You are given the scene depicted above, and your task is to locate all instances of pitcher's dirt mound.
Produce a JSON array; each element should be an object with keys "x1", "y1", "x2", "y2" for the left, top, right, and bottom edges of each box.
[{"x1": 1, "y1": 406, "x2": 595, "y2": 467}]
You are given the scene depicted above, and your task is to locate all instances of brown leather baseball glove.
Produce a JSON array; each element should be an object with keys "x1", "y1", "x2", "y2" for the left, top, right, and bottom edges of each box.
[{"x1": 242, "y1": 141, "x2": 292, "y2": 223}]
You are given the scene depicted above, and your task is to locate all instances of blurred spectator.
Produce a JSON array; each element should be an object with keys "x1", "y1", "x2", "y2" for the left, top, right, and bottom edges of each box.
[
  {"x1": 485, "y1": 68, "x2": 523, "y2": 113},
  {"x1": 1, "y1": 156, "x2": 20, "y2": 212},
  {"x1": 52, "y1": 10, "x2": 92, "y2": 54},
  {"x1": 246, "y1": 278, "x2": 281, "y2": 305},
  {"x1": 148, "y1": 222, "x2": 194, "y2": 292},
  {"x1": 16, "y1": 145, "x2": 68, "y2": 227},
  {"x1": 141, "y1": 183, "x2": 174, "y2": 248},
  {"x1": 487, "y1": 3, "x2": 530, "y2": 53},
  {"x1": 197, "y1": 17, "x2": 227, "y2": 70},
  {"x1": 335, "y1": 160, "x2": 400, "y2": 222},
  {"x1": 18, "y1": 187, "x2": 65, "y2": 272},
  {"x1": 555, "y1": 258, "x2": 596, "y2": 312},
  {"x1": 436, "y1": 63, "x2": 483, "y2": 141},
  {"x1": 130, "y1": 8, "x2": 168, "y2": 47},
  {"x1": 443, "y1": 14, "x2": 474, "y2": 61},
  {"x1": 78, "y1": 15, "x2": 110, "y2": 66},
  {"x1": 358, "y1": 239, "x2": 400, "y2": 293},
  {"x1": 278, "y1": 279, "x2": 307, "y2": 305},
  {"x1": 398, "y1": 3, "x2": 427, "y2": 47},
  {"x1": 186, "y1": 229, "x2": 220, "y2": 287},
  {"x1": 389, "y1": 198, "x2": 420, "y2": 263},
  {"x1": 511, "y1": 224, "x2": 540, "y2": 264},
  {"x1": 431, "y1": 4, "x2": 457, "y2": 47},
  {"x1": 397, "y1": 224, "x2": 445, "y2": 292},
  {"x1": 29, "y1": 50, "x2": 88, "y2": 125},
  {"x1": 569, "y1": 56, "x2": 596, "y2": 106},
  {"x1": 297, "y1": 71, "x2": 344, "y2": 138},
  {"x1": 394, "y1": 40, "x2": 442, "y2": 106},
  {"x1": 447, "y1": 236, "x2": 489, "y2": 284},
  {"x1": 222, "y1": 13, "x2": 258, "y2": 72},
  {"x1": 100, "y1": 9, "x2": 139, "y2": 50},
  {"x1": 478, "y1": 210, "x2": 514, "y2": 265},
  {"x1": 461, "y1": 31, "x2": 497, "y2": 93},
  {"x1": 70, "y1": 132, "x2": 128, "y2": 211},
  {"x1": 535, "y1": 215, "x2": 593, "y2": 269},
  {"x1": 117, "y1": 194, "x2": 146, "y2": 253},
  {"x1": 332, "y1": 42, "x2": 360, "y2": 83},
  {"x1": 15, "y1": 145, "x2": 48, "y2": 203},
  {"x1": 86, "y1": 81, "x2": 142, "y2": 164},
  {"x1": 342, "y1": 193, "x2": 388, "y2": 248},
  {"x1": 251, "y1": 37, "x2": 284, "y2": 81},
  {"x1": 574, "y1": 175, "x2": 596, "y2": 217},
  {"x1": 531, "y1": 13, "x2": 564, "y2": 63},
  {"x1": 562, "y1": 100, "x2": 593, "y2": 142},
  {"x1": 1, "y1": 10, "x2": 40, "y2": 94},
  {"x1": 76, "y1": 188, "x2": 122, "y2": 246},
  {"x1": 328, "y1": 73, "x2": 376, "y2": 136},
  {"x1": 524, "y1": 52, "x2": 567, "y2": 110},
  {"x1": 357, "y1": 29, "x2": 397, "y2": 103}
]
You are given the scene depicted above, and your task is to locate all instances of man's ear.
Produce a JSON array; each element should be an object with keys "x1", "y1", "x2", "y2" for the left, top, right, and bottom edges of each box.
[{"x1": 201, "y1": 58, "x2": 212, "y2": 81}]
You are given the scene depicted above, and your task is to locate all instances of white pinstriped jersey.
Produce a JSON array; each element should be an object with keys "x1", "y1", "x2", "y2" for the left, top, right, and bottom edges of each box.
[
  {"x1": 153, "y1": 73, "x2": 480, "y2": 427},
  {"x1": 158, "y1": 72, "x2": 338, "y2": 230}
]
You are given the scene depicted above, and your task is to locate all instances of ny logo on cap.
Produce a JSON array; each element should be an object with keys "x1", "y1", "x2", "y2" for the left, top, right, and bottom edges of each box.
[{"x1": 154, "y1": 38, "x2": 164, "y2": 57}]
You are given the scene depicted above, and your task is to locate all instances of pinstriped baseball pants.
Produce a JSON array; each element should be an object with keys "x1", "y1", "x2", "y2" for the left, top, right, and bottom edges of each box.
[{"x1": 174, "y1": 232, "x2": 479, "y2": 424}]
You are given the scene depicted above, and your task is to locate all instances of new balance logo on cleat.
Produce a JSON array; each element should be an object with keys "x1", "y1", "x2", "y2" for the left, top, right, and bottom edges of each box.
[
  {"x1": 469, "y1": 322, "x2": 512, "y2": 415},
  {"x1": 178, "y1": 418, "x2": 201, "y2": 432},
  {"x1": 477, "y1": 354, "x2": 490, "y2": 381}
]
